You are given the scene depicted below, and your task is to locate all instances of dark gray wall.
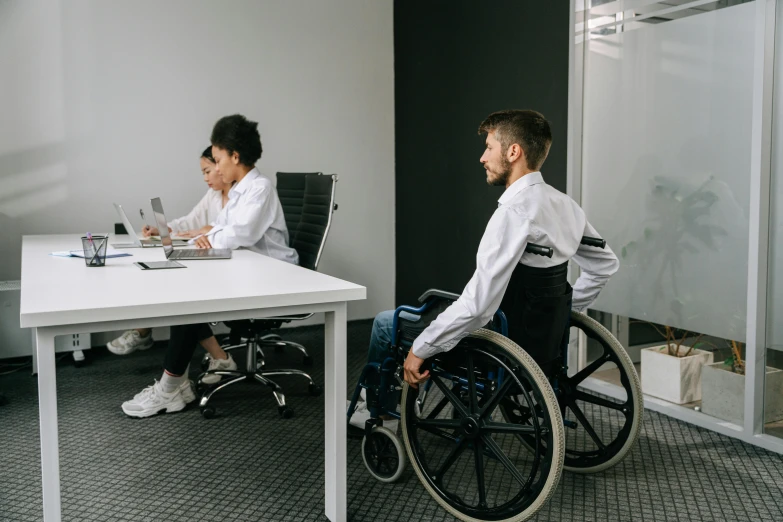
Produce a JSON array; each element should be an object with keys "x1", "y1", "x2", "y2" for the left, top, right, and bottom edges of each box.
[{"x1": 394, "y1": 0, "x2": 571, "y2": 304}]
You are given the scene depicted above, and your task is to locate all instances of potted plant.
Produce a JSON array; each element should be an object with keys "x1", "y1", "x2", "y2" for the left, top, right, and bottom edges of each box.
[
  {"x1": 701, "y1": 341, "x2": 783, "y2": 424},
  {"x1": 640, "y1": 324, "x2": 713, "y2": 404}
]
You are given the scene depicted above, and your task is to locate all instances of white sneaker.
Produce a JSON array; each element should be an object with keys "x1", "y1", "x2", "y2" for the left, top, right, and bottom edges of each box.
[
  {"x1": 107, "y1": 330, "x2": 154, "y2": 355},
  {"x1": 347, "y1": 399, "x2": 371, "y2": 429},
  {"x1": 346, "y1": 399, "x2": 399, "y2": 433},
  {"x1": 121, "y1": 380, "x2": 187, "y2": 418},
  {"x1": 201, "y1": 354, "x2": 238, "y2": 384},
  {"x1": 179, "y1": 379, "x2": 196, "y2": 404}
]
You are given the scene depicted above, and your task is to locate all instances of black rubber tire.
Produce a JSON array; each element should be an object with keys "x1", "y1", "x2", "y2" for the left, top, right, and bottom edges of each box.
[{"x1": 401, "y1": 328, "x2": 564, "y2": 522}]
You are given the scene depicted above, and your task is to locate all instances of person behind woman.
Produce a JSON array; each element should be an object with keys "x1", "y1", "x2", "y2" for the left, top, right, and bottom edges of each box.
[
  {"x1": 107, "y1": 148, "x2": 236, "y2": 387},
  {"x1": 121, "y1": 114, "x2": 298, "y2": 418}
]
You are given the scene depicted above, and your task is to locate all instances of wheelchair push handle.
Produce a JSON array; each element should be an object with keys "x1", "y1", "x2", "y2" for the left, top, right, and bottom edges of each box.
[
  {"x1": 524, "y1": 243, "x2": 553, "y2": 258},
  {"x1": 525, "y1": 235, "x2": 607, "y2": 258},
  {"x1": 581, "y1": 235, "x2": 606, "y2": 249}
]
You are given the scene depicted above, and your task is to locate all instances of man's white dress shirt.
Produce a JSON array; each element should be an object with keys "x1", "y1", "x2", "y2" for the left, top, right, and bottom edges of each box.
[{"x1": 411, "y1": 172, "x2": 619, "y2": 359}]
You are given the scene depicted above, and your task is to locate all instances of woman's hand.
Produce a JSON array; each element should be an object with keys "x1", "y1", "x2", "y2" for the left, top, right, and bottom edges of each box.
[
  {"x1": 194, "y1": 236, "x2": 212, "y2": 249},
  {"x1": 141, "y1": 226, "x2": 160, "y2": 237}
]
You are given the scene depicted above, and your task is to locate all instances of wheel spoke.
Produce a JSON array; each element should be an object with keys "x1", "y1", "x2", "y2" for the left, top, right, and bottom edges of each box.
[
  {"x1": 432, "y1": 374, "x2": 470, "y2": 418},
  {"x1": 483, "y1": 421, "x2": 538, "y2": 435},
  {"x1": 570, "y1": 352, "x2": 611, "y2": 384},
  {"x1": 481, "y1": 434, "x2": 528, "y2": 487},
  {"x1": 425, "y1": 394, "x2": 451, "y2": 420},
  {"x1": 473, "y1": 437, "x2": 488, "y2": 508},
  {"x1": 568, "y1": 400, "x2": 606, "y2": 450},
  {"x1": 417, "y1": 423, "x2": 459, "y2": 442},
  {"x1": 417, "y1": 418, "x2": 462, "y2": 430},
  {"x1": 479, "y1": 377, "x2": 514, "y2": 420},
  {"x1": 574, "y1": 390, "x2": 627, "y2": 412},
  {"x1": 434, "y1": 438, "x2": 470, "y2": 483}
]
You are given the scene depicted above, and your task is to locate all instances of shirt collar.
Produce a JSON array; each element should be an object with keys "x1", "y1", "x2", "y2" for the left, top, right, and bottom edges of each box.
[
  {"x1": 498, "y1": 171, "x2": 544, "y2": 205},
  {"x1": 229, "y1": 167, "x2": 260, "y2": 198}
]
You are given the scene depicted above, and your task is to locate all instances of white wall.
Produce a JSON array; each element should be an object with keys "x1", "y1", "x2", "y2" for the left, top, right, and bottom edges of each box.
[{"x1": 0, "y1": 0, "x2": 395, "y2": 323}]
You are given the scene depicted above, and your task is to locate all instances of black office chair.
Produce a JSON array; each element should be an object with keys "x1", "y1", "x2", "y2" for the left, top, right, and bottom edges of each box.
[{"x1": 197, "y1": 172, "x2": 339, "y2": 419}]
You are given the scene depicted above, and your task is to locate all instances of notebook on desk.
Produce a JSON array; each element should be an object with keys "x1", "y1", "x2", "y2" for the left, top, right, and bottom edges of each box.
[{"x1": 150, "y1": 197, "x2": 231, "y2": 260}]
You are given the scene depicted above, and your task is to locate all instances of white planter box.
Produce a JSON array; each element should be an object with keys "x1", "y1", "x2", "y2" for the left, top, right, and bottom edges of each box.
[
  {"x1": 700, "y1": 363, "x2": 783, "y2": 424},
  {"x1": 641, "y1": 345, "x2": 714, "y2": 404}
]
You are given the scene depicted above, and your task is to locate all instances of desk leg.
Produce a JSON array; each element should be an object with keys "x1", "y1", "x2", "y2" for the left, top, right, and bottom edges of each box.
[
  {"x1": 324, "y1": 303, "x2": 347, "y2": 522},
  {"x1": 36, "y1": 328, "x2": 62, "y2": 522}
]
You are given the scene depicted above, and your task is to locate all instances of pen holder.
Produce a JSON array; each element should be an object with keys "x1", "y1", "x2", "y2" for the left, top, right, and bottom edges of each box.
[{"x1": 81, "y1": 236, "x2": 108, "y2": 267}]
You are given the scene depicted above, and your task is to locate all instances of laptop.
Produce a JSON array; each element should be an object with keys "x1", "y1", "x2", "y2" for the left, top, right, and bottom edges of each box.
[
  {"x1": 111, "y1": 203, "x2": 188, "y2": 248},
  {"x1": 150, "y1": 197, "x2": 232, "y2": 260}
]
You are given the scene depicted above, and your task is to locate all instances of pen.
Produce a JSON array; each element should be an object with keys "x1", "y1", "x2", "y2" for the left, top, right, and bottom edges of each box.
[
  {"x1": 139, "y1": 208, "x2": 153, "y2": 234},
  {"x1": 86, "y1": 232, "x2": 102, "y2": 265}
]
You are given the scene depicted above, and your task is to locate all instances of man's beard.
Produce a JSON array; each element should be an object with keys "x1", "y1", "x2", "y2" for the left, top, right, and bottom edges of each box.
[{"x1": 487, "y1": 157, "x2": 512, "y2": 186}]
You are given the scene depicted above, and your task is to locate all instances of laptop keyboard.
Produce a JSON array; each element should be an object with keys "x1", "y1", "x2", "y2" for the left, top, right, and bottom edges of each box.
[{"x1": 170, "y1": 249, "x2": 228, "y2": 259}]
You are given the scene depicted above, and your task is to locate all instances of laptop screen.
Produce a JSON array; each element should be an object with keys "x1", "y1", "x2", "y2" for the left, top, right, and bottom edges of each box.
[{"x1": 150, "y1": 197, "x2": 174, "y2": 258}]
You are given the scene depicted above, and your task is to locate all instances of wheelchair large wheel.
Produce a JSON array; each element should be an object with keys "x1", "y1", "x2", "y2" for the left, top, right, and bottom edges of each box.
[
  {"x1": 559, "y1": 311, "x2": 642, "y2": 473},
  {"x1": 502, "y1": 311, "x2": 642, "y2": 474},
  {"x1": 401, "y1": 329, "x2": 564, "y2": 522}
]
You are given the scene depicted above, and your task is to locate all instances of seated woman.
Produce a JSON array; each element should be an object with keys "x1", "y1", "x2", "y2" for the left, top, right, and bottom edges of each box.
[
  {"x1": 107, "y1": 146, "x2": 232, "y2": 358},
  {"x1": 121, "y1": 114, "x2": 298, "y2": 418}
]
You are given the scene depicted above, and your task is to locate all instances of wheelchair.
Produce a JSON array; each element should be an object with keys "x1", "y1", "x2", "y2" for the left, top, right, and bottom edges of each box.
[{"x1": 347, "y1": 237, "x2": 643, "y2": 522}]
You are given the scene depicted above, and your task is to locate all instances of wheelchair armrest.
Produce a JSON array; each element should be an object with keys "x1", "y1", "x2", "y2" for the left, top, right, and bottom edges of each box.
[{"x1": 417, "y1": 288, "x2": 460, "y2": 304}]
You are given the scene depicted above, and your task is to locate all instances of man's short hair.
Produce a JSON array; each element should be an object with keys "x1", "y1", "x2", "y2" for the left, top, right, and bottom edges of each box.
[
  {"x1": 210, "y1": 114, "x2": 262, "y2": 166},
  {"x1": 478, "y1": 110, "x2": 552, "y2": 171}
]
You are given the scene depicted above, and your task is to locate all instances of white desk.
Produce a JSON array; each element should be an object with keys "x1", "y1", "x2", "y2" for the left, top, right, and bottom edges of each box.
[{"x1": 20, "y1": 234, "x2": 366, "y2": 522}]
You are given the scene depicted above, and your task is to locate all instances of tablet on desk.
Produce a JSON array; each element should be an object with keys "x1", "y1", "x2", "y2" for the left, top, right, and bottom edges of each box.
[{"x1": 134, "y1": 261, "x2": 186, "y2": 270}]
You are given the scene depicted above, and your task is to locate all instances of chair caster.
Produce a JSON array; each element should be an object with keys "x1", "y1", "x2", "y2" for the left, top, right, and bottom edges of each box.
[
  {"x1": 309, "y1": 383, "x2": 323, "y2": 396},
  {"x1": 278, "y1": 406, "x2": 295, "y2": 419},
  {"x1": 302, "y1": 355, "x2": 313, "y2": 366},
  {"x1": 200, "y1": 354, "x2": 210, "y2": 372},
  {"x1": 201, "y1": 406, "x2": 216, "y2": 419}
]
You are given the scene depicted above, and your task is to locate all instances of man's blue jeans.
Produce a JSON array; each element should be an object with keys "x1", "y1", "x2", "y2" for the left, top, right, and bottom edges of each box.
[
  {"x1": 365, "y1": 310, "x2": 420, "y2": 411},
  {"x1": 367, "y1": 310, "x2": 420, "y2": 364}
]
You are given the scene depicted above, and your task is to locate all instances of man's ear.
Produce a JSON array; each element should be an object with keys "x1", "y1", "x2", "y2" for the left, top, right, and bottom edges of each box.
[{"x1": 507, "y1": 143, "x2": 523, "y2": 163}]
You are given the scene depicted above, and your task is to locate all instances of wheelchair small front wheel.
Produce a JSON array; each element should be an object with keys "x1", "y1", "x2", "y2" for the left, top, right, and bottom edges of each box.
[
  {"x1": 402, "y1": 329, "x2": 564, "y2": 522},
  {"x1": 362, "y1": 426, "x2": 406, "y2": 483}
]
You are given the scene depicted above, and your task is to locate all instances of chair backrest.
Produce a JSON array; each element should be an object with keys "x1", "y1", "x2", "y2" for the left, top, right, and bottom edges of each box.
[
  {"x1": 291, "y1": 173, "x2": 338, "y2": 271},
  {"x1": 276, "y1": 172, "x2": 317, "y2": 241}
]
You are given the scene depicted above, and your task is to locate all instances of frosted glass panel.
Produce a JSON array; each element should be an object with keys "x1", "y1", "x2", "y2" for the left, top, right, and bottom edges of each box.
[
  {"x1": 767, "y1": 0, "x2": 783, "y2": 351},
  {"x1": 581, "y1": 4, "x2": 755, "y2": 342}
]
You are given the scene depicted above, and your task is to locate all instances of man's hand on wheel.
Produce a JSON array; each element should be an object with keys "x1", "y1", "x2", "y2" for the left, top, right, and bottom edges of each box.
[{"x1": 403, "y1": 350, "x2": 430, "y2": 389}]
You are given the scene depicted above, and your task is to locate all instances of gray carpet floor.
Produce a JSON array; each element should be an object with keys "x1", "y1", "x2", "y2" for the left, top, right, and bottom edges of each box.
[{"x1": 1, "y1": 320, "x2": 782, "y2": 521}]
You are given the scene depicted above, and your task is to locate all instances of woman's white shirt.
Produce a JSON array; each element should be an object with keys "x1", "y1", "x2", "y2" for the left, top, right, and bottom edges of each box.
[{"x1": 168, "y1": 189, "x2": 224, "y2": 233}]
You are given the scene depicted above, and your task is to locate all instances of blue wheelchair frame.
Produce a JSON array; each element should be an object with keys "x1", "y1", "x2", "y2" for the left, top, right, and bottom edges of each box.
[
  {"x1": 347, "y1": 298, "x2": 511, "y2": 431},
  {"x1": 347, "y1": 237, "x2": 607, "y2": 431},
  {"x1": 346, "y1": 294, "x2": 578, "y2": 432}
]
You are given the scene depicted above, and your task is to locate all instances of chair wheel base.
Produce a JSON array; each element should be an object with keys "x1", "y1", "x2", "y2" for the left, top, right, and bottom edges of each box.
[
  {"x1": 201, "y1": 406, "x2": 216, "y2": 419},
  {"x1": 309, "y1": 383, "x2": 323, "y2": 396},
  {"x1": 278, "y1": 406, "x2": 295, "y2": 419}
]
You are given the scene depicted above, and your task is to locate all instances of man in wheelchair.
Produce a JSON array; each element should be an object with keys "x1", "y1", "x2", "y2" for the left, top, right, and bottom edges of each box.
[{"x1": 349, "y1": 109, "x2": 619, "y2": 432}]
